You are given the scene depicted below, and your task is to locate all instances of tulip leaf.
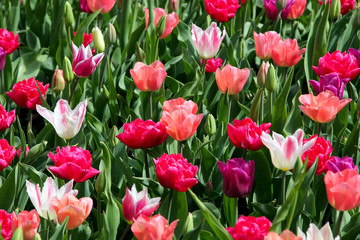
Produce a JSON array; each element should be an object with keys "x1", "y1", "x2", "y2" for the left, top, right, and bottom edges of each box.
[
  {"x1": 284, "y1": 90, "x2": 304, "y2": 135},
  {"x1": 223, "y1": 195, "x2": 238, "y2": 227},
  {"x1": 34, "y1": 80, "x2": 50, "y2": 110},
  {"x1": 11, "y1": 226, "x2": 23, "y2": 240},
  {"x1": 337, "y1": 10, "x2": 357, "y2": 52},
  {"x1": 217, "y1": 92, "x2": 229, "y2": 126},
  {"x1": 343, "y1": 121, "x2": 360, "y2": 158},
  {"x1": 18, "y1": 163, "x2": 48, "y2": 185},
  {"x1": 0, "y1": 164, "x2": 17, "y2": 211},
  {"x1": 341, "y1": 212, "x2": 360, "y2": 240},
  {"x1": 16, "y1": 117, "x2": 27, "y2": 163},
  {"x1": 49, "y1": 217, "x2": 69, "y2": 240},
  {"x1": 73, "y1": 9, "x2": 101, "y2": 46},
  {"x1": 199, "y1": 145, "x2": 218, "y2": 185},
  {"x1": 249, "y1": 88, "x2": 262, "y2": 123},
  {"x1": 183, "y1": 219, "x2": 204, "y2": 240}
]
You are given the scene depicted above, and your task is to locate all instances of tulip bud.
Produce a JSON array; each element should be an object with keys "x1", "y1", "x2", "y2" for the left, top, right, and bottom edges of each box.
[
  {"x1": 92, "y1": 27, "x2": 105, "y2": 52},
  {"x1": 106, "y1": 23, "x2": 117, "y2": 44},
  {"x1": 257, "y1": 61, "x2": 270, "y2": 87},
  {"x1": 136, "y1": 42, "x2": 146, "y2": 62},
  {"x1": 353, "y1": 8, "x2": 360, "y2": 30},
  {"x1": 184, "y1": 213, "x2": 194, "y2": 234},
  {"x1": 63, "y1": 57, "x2": 74, "y2": 82},
  {"x1": 109, "y1": 126, "x2": 119, "y2": 148},
  {"x1": 52, "y1": 69, "x2": 66, "y2": 93},
  {"x1": 265, "y1": 64, "x2": 277, "y2": 93},
  {"x1": 95, "y1": 171, "x2": 106, "y2": 194},
  {"x1": 64, "y1": 2, "x2": 74, "y2": 27},
  {"x1": 33, "y1": 233, "x2": 42, "y2": 240},
  {"x1": 330, "y1": 0, "x2": 341, "y2": 20},
  {"x1": 276, "y1": 0, "x2": 287, "y2": 11},
  {"x1": 204, "y1": 114, "x2": 216, "y2": 136},
  {"x1": 168, "y1": 0, "x2": 180, "y2": 11},
  {"x1": 156, "y1": 15, "x2": 167, "y2": 38}
]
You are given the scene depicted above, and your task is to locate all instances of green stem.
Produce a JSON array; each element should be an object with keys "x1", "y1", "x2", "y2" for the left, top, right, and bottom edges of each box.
[
  {"x1": 144, "y1": 149, "x2": 150, "y2": 178},
  {"x1": 318, "y1": 123, "x2": 322, "y2": 137},
  {"x1": 28, "y1": 109, "x2": 32, "y2": 132},
  {"x1": 167, "y1": 189, "x2": 174, "y2": 220},
  {"x1": 259, "y1": 88, "x2": 264, "y2": 124},
  {"x1": 178, "y1": 140, "x2": 183, "y2": 155},
  {"x1": 68, "y1": 76, "x2": 80, "y2": 103},
  {"x1": 67, "y1": 26, "x2": 72, "y2": 52},
  {"x1": 149, "y1": 91, "x2": 153, "y2": 120},
  {"x1": 119, "y1": 224, "x2": 131, "y2": 240},
  {"x1": 335, "y1": 211, "x2": 344, "y2": 237},
  {"x1": 227, "y1": 99, "x2": 232, "y2": 123},
  {"x1": 269, "y1": 92, "x2": 273, "y2": 121},
  {"x1": 99, "y1": 45, "x2": 112, "y2": 92},
  {"x1": 97, "y1": 192, "x2": 102, "y2": 231},
  {"x1": 281, "y1": 171, "x2": 286, "y2": 204},
  {"x1": 153, "y1": 37, "x2": 160, "y2": 61}
]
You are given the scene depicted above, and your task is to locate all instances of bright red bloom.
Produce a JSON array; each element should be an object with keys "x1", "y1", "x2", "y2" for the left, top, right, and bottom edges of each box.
[
  {"x1": 6, "y1": 78, "x2": 49, "y2": 110},
  {"x1": 116, "y1": 119, "x2": 168, "y2": 149},
  {"x1": 301, "y1": 135, "x2": 333, "y2": 175},
  {"x1": 11, "y1": 210, "x2": 40, "y2": 240},
  {"x1": 0, "y1": 104, "x2": 15, "y2": 131},
  {"x1": 228, "y1": 118, "x2": 271, "y2": 151},
  {"x1": 200, "y1": 58, "x2": 223, "y2": 73},
  {"x1": 0, "y1": 29, "x2": 20, "y2": 54},
  {"x1": 154, "y1": 153, "x2": 198, "y2": 192},
  {"x1": 0, "y1": 210, "x2": 12, "y2": 240},
  {"x1": 0, "y1": 139, "x2": 15, "y2": 172},
  {"x1": 227, "y1": 215, "x2": 272, "y2": 240},
  {"x1": 313, "y1": 51, "x2": 360, "y2": 80},
  {"x1": 204, "y1": 0, "x2": 241, "y2": 22},
  {"x1": 319, "y1": 0, "x2": 355, "y2": 15},
  {"x1": 48, "y1": 146, "x2": 100, "y2": 183}
]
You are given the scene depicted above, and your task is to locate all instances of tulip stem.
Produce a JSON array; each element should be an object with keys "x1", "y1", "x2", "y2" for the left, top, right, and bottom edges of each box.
[
  {"x1": 335, "y1": 211, "x2": 344, "y2": 237},
  {"x1": 178, "y1": 141, "x2": 183, "y2": 155},
  {"x1": 97, "y1": 192, "x2": 102, "y2": 231},
  {"x1": 281, "y1": 171, "x2": 286, "y2": 204},
  {"x1": 28, "y1": 109, "x2": 32, "y2": 133},
  {"x1": 269, "y1": 92, "x2": 273, "y2": 120},
  {"x1": 318, "y1": 123, "x2": 322, "y2": 137},
  {"x1": 68, "y1": 76, "x2": 80, "y2": 103},
  {"x1": 119, "y1": 224, "x2": 131, "y2": 240},
  {"x1": 149, "y1": 92, "x2": 153, "y2": 120},
  {"x1": 259, "y1": 88, "x2": 264, "y2": 124},
  {"x1": 144, "y1": 149, "x2": 150, "y2": 178},
  {"x1": 227, "y1": 99, "x2": 232, "y2": 123}
]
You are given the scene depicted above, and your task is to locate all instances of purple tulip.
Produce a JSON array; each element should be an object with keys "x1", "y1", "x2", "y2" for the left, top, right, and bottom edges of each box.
[
  {"x1": 264, "y1": 0, "x2": 295, "y2": 21},
  {"x1": 0, "y1": 47, "x2": 6, "y2": 71},
  {"x1": 349, "y1": 48, "x2": 360, "y2": 67},
  {"x1": 326, "y1": 156, "x2": 358, "y2": 173},
  {"x1": 309, "y1": 73, "x2": 350, "y2": 99},
  {"x1": 72, "y1": 42, "x2": 104, "y2": 78},
  {"x1": 218, "y1": 158, "x2": 255, "y2": 198}
]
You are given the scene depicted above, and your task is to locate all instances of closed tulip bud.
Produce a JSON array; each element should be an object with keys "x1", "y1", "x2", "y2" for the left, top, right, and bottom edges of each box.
[
  {"x1": 136, "y1": 43, "x2": 146, "y2": 63},
  {"x1": 353, "y1": 8, "x2": 360, "y2": 29},
  {"x1": 92, "y1": 27, "x2": 105, "y2": 52},
  {"x1": 52, "y1": 69, "x2": 66, "y2": 93},
  {"x1": 257, "y1": 61, "x2": 270, "y2": 87},
  {"x1": 265, "y1": 64, "x2": 277, "y2": 93},
  {"x1": 204, "y1": 114, "x2": 216, "y2": 136},
  {"x1": 33, "y1": 233, "x2": 42, "y2": 240},
  {"x1": 64, "y1": 2, "x2": 74, "y2": 27},
  {"x1": 156, "y1": 15, "x2": 167, "y2": 38},
  {"x1": 276, "y1": 0, "x2": 288, "y2": 11},
  {"x1": 63, "y1": 57, "x2": 74, "y2": 82},
  {"x1": 106, "y1": 23, "x2": 117, "y2": 44},
  {"x1": 330, "y1": 0, "x2": 341, "y2": 20},
  {"x1": 169, "y1": 0, "x2": 180, "y2": 11},
  {"x1": 95, "y1": 171, "x2": 106, "y2": 194},
  {"x1": 184, "y1": 213, "x2": 194, "y2": 234},
  {"x1": 109, "y1": 126, "x2": 119, "y2": 147}
]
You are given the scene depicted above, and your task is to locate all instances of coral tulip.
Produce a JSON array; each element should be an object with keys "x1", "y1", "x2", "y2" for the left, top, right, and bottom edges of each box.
[
  {"x1": 298, "y1": 90, "x2": 351, "y2": 123},
  {"x1": 6, "y1": 78, "x2": 49, "y2": 110},
  {"x1": 0, "y1": 139, "x2": 15, "y2": 172},
  {"x1": 130, "y1": 61, "x2": 167, "y2": 92},
  {"x1": 253, "y1": 31, "x2": 282, "y2": 59},
  {"x1": 192, "y1": 22, "x2": 226, "y2": 59},
  {"x1": 265, "y1": 230, "x2": 302, "y2": 240},
  {"x1": 204, "y1": 0, "x2": 241, "y2": 22},
  {"x1": 131, "y1": 214, "x2": 178, "y2": 240},
  {"x1": 227, "y1": 215, "x2": 272, "y2": 240},
  {"x1": 11, "y1": 210, "x2": 40, "y2": 240},
  {"x1": 227, "y1": 118, "x2": 271, "y2": 151},
  {"x1": 215, "y1": 64, "x2": 250, "y2": 95},
  {"x1": 48, "y1": 146, "x2": 100, "y2": 183},
  {"x1": 154, "y1": 153, "x2": 198, "y2": 192},
  {"x1": 218, "y1": 158, "x2": 255, "y2": 198},
  {"x1": 326, "y1": 156, "x2": 358, "y2": 173},
  {"x1": 160, "y1": 97, "x2": 203, "y2": 141},
  {"x1": 264, "y1": 0, "x2": 295, "y2": 20},
  {"x1": 309, "y1": 73, "x2": 350, "y2": 99},
  {"x1": 324, "y1": 169, "x2": 360, "y2": 211},
  {"x1": 0, "y1": 210, "x2": 12, "y2": 240},
  {"x1": 0, "y1": 104, "x2": 15, "y2": 132},
  {"x1": 288, "y1": 0, "x2": 307, "y2": 19},
  {"x1": 116, "y1": 119, "x2": 168, "y2": 149},
  {"x1": 261, "y1": 129, "x2": 317, "y2": 171},
  {"x1": 200, "y1": 57, "x2": 223, "y2": 72},
  {"x1": 50, "y1": 193, "x2": 93, "y2": 229},
  {"x1": 72, "y1": 42, "x2": 104, "y2": 78},
  {"x1": 36, "y1": 99, "x2": 88, "y2": 140},
  {"x1": 145, "y1": 8, "x2": 179, "y2": 39},
  {"x1": 86, "y1": 0, "x2": 116, "y2": 13},
  {"x1": 271, "y1": 38, "x2": 306, "y2": 67},
  {"x1": 0, "y1": 29, "x2": 20, "y2": 54}
]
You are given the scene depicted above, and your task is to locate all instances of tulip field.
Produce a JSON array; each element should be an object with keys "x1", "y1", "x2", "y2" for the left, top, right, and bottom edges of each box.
[{"x1": 2, "y1": 0, "x2": 360, "y2": 239}]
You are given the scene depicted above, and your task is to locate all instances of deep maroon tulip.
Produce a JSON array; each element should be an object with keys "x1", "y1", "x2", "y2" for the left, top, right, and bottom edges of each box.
[
  {"x1": 116, "y1": 119, "x2": 168, "y2": 149},
  {"x1": 227, "y1": 118, "x2": 271, "y2": 151},
  {"x1": 326, "y1": 156, "x2": 358, "y2": 173},
  {"x1": 309, "y1": 73, "x2": 350, "y2": 99},
  {"x1": 218, "y1": 158, "x2": 255, "y2": 198}
]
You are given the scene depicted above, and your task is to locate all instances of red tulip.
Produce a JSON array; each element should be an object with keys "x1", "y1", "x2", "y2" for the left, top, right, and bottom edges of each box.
[
  {"x1": 130, "y1": 61, "x2": 167, "y2": 92},
  {"x1": 288, "y1": 0, "x2": 307, "y2": 19},
  {"x1": 0, "y1": 104, "x2": 15, "y2": 132},
  {"x1": 0, "y1": 210, "x2": 12, "y2": 240},
  {"x1": 215, "y1": 64, "x2": 250, "y2": 95},
  {"x1": 271, "y1": 38, "x2": 306, "y2": 67},
  {"x1": 253, "y1": 31, "x2": 282, "y2": 60},
  {"x1": 324, "y1": 169, "x2": 360, "y2": 211},
  {"x1": 11, "y1": 210, "x2": 40, "y2": 240},
  {"x1": 0, "y1": 139, "x2": 15, "y2": 172},
  {"x1": 0, "y1": 29, "x2": 20, "y2": 54},
  {"x1": 204, "y1": 0, "x2": 241, "y2": 22},
  {"x1": 145, "y1": 8, "x2": 179, "y2": 39},
  {"x1": 154, "y1": 153, "x2": 198, "y2": 192},
  {"x1": 319, "y1": 0, "x2": 355, "y2": 15},
  {"x1": 48, "y1": 146, "x2": 100, "y2": 183},
  {"x1": 6, "y1": 78, "x2": 49, "y2": 110},
  {"x1": 200, "y1": 58, "x2": 223, "y2": 73},
  {"x1": 86, "y1": 0, "x2": 116, "y2": 13},
  {"x1": 227, "y1": 215, "x2": 272, "y2": 240}
]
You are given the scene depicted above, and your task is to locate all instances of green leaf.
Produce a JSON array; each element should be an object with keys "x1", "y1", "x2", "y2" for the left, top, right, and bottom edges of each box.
[
  {"x1": 18, "y1": 163, "x2": 48, "y2": 185},
  {"x1": 11, "y1": 226, "x2": 23, "y2": 240},
  {"x1": 49, "y1": 217, "x2": 69, "y2": 240},
  {"x1": 223, "y1": 195, "x2": 238, "y2": 227},
  {"x1": 0, "y1": 165, "x2": 17, "y2": 211},
  {"x1": 73, "y1": 10, "x2": 101, "y2": 46},
  {"x1": 183, "y1": 219, "x2": 204, "y2": 240}
]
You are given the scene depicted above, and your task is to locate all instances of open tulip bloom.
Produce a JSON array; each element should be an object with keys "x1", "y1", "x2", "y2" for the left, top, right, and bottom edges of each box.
[{"x1": 72, "y1": 42, "x2": 104, "y2": 78}]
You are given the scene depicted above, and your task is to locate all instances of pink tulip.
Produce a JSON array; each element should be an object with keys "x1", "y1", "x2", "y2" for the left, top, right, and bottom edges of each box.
[
  {"x1": 145, "y1": 8, "x2": 179, "y2": 39},
  {"x1": 0, "y1": 139, "x2": 15, "y2": 172},
  {"x1": 72, "y1": 42, "x2": 104, "y2": 78},
  {"x1": 0, "y1": 210, "x2": 12, "y2": 240},
  {"x1": 215, "y1": 64, "x2": 250, "y2": 95},
  {"x1": 253, "y1": 31, "x2": 282, "y2": 60},
  {"x1": 122, "y1": 184, "x2": 161, "y2": 223},
  {"x1": 271, "y1": 38, "x2": 306, "y2": 67},
  {"x1": 204, "y1": 0, "x2": 241, "y2": 22},
  {"x1": 0, "y1": 103, "x2": 15, "y2": 132},
  {"x1": 86, "y1": 0, "x2": 116, "y2": 13},
  {"x1": 288, "y1": 0, "x2": 307, "y2": 19},
  {"x1": 200, "y1": 57, "x2": 223, "y2": 73},
  {"x1": 11, "y1": 210, "x2": 40, "y2": 240},
  {"x1": 265, "y1": 230, "x2": 302, "y2": 240},
  {"x1": 130, "y1": 61, "x2": 167, "y2": 92}
]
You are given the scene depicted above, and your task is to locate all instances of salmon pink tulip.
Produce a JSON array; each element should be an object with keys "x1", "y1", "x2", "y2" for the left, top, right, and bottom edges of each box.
[
  {"x1": 72, "y1": 42, "x2": 104, "y2": 78},
  {"x1": 11, "y1": 210, "x2": 40, "y2": 240},
  {"x1": 130, "y1": 61, "x2": 167, "y2": 92},
  {"x1": 271, "y1": 38, "x2": 306, "y2": 67},
  {"x1": 324, "y1": 169, "x2": 360, "y2": 211},
  {"x1": 227, "y1": 215, "x2": 272, "y2": 240},
  {"x1": 326, "y1": 156, "x2": 357, "y2": 173},
  {"x1": 0, "y1": 29, "x2": 20, "y2": 54},
  {"x1": 145, "y1": 8, "x2": 179, "y2": 39},
  {"x1": 86, "y1": 0, "x2": 116, "y2": 13},
  {"x1": 264, "y1": 0, "x2": 295, "y2": 20},
  {"x1": 50, "y1": 193, "x2": 93, "y2": 229},
  {"x1": 253, "y1": 31, "x2": 282, "y2": 59},
  {"x1": 0, "y1": 210, "x2": 12, "y2": 240},
  {"x1": 265, "y1": 230, "x2": 302, "y2": 240},
  {"x1": 215, "y1": 64, "x2": 250, "y2": 95},
  {"x1": 0, "y1": 139, "x2": 15, "y2": 172},
  {"x1": 200, "y1": 57, "x2": 223, "y2": 72},
  {"x1": 298, "y1": 90, "x2": 351, "y2": 123},
  {"x1": 204, "y1": 0, "x2": 241, "y2": 22},
  {"x1": 131, "y1": 214, "x2": 178, "y2": 240},
  {"x1": 288, "y1": 0, "x2": 307, "y2": 19},
  {"x1": 0, "y1": 104, "x2": 15, "y2": 132}
]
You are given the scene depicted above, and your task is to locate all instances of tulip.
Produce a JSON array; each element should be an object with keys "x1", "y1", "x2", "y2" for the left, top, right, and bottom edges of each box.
[
  {"x1": 0, "y1": 210, "x2": 12, "y2": 240},
  {"x1": 313, "y1": 50, "x2": 360, "y2": 80},
  {"x1": 204, "y1": 114, "x2": 217, "y2": 136},
  {"x1": 6, "y1": 78, "x2": 49, "y2": 110},
  {"x1": 64, "y1": 2, "x2": 74, "y2": 27},
  {"x1": 200, "y1": 57, "x2": 223, "y2": 73},
  {"x1": 301, "y1": 135, "x2": 333, "y2": 175},
  {"x1": 154, "y1": 153, "x2": 198, "y2": 192},
  {"x1": 80, "y1": 0, "x2": 92, "y2": 13},
  {"x1": 265, "y1": 64, "x2": 277, "y2": 93},
  {"x1": 26, "y1": 177, "x2": 78, "y2": 220},
  {"x1": 106, "y1": 23, "x2": 117, "y2": 44},
  {"x1": 50, "y1": 193, "x2": 93, "y2": 229},
  {"x1": 257, "y1": 61, "x2": 270, "y2": 87},
  {"x1": 227, "y1": 118, "x2": 271, "y2": 151},
  {"x1": 265, "y1": 230, "x2": 302, "y2": 240},
  {"x1": 16, "y1": 146, "x2": 29, "y2": 158},
  {"x1": 330, "y1": 0, "x2": 341, "y2": 20},
  {"x1": 72, "y1": 42, "x2": 104, "y2": 78},
  {"x1": 253, "y1": 31, "x2": 282, "y2": 59},
  {"x1": 264, "y1": 0, "x2": 295, "y2": 20},
  {"x1": 131, "y1": 214, "x2": 178, "y2": 240},
  {"x1": 0, "y1": 47, "x2": 6, "y2": 71},
  {"x1": 204, "y1": 0, "x2": 241, "y2": 22},
  {"x1": 326, "y1": 156, "x2": 358, "y2": 173},
  {"x1": 48, "y1": 146, "x2": 100, "y2": 183},
  {"x1": 215, "y1": 64, "x2": 250, "y2": 95},
  {"x1": 0, "y1": 139, "x2": 15, "y2": 172},
  {"x1": 324, "y1": 169, "x2": 360, "y2": 211},
  {"x1": 169, "y1": 0, "x2": 180, "y2": 11},
  {"x1": 192, "y1": 22, "x2": 226, "y2": 59},
  {"x1": 227, "y1": 215, "x2": 272, "y2": 240},
  {"x1": 288, "y1": 0, "x2": 307, "y2": 19},
  {"x1": 11, "y1": 210, "x2": 40, "y2": 240},
  {"x1": 261, "y1": 129, "x2": 317, "y2": 171},
  {"x1": 130, "y1": 61, "x2": 167, "y2": 92},
  {"x1": 0, "y1": 103, "x2": 15, "y2": 132},
  {"x1": 52, "y1": 69, "x2": 66, "y2": 93},
  {"x1": 309, "y1": 73, "x2": 350, "y2": 99},
  {"x1": 348, "y1": 47, "x2": 360, "y2": 66},
  {"x1": 36, "y1": 99, "x2": 87, "y2": 140},
  {"x1": 319, "y1": 0, "x2": 355, "y2": 15},
  {"x1": 73, "y1": 31, "x2": 93, "y2": 48},
  {"x1": 145, "y1": 8, "x2": 179, "y2": 39},
  {"x1": 116, "y1": 119, "x2": 168, "y2": 149},
  {"x1": 271, "y1": 38, "x2": 306, "y2": 67},
  {"x1": 160, "y1": 97, "x2": 204, "y2": 141},
  {"x1": 122, "y1": 184, "x2": 161, "y2": 223},
  {"x1": 92, "y1": 27, "x2": 105, "y2": 52},
  {"x1": 0, "y1": 29, "x2": 20, "y2": 54},
  {"x1": 298, "y1": 222, "x2": 340, "y2": 240},
  {"x1": 298, "y1": 90, "x2": 351, "y2": 123},
  {"x1": 218, "y1": 158, "x2": 255, "y2": 198},
  {"x1": 63, "y1": 57, "x2": 74, "y2": 82},
  {"x1": 86, "y1": 0, "x2": 117, "y2": 13}
]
